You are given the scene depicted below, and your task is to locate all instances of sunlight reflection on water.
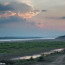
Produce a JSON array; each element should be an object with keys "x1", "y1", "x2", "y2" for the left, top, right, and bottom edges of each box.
[{"x1": 11, "y1": 48, "x2": 64, "y2": 60}]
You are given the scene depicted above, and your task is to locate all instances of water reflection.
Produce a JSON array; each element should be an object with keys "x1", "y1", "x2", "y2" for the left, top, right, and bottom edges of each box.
[{"x1": 11, "y1": 48, "x2": 64, "y2": 60}]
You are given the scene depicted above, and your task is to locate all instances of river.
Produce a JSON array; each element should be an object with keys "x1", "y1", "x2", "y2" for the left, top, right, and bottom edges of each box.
[{"x1": 11, "y1": 48, "x2": 64, "y2": 60}]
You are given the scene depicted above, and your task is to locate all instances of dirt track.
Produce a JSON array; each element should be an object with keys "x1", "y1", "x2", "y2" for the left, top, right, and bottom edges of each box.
[{"x1": 48, "y1": 55, "x2": 65, "y2": 65}]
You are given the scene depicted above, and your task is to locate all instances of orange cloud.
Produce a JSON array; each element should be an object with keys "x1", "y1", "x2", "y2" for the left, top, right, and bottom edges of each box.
[
  {"x1": 18, "y1": 11, "x2": 41, "y2": 19},
  {"x1": 0, "y1": 11, "x2": 16, "y2": 18},
  {"x1": 0, "y1": 10, "x2": 41, "y2": 19},
  {"x1": 0, "y1": 2, "x2": 42, "y2": 19}
]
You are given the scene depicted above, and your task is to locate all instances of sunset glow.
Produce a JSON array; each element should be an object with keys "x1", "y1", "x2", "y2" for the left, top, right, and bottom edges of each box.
[{"x1": 0, "y1": 0, "x2": 65, "y2": 38}]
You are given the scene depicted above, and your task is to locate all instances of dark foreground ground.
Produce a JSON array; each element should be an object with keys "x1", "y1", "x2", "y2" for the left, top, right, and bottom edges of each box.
[{"x1": 1, "y1": 50, "x2": 65, "y2": 65}]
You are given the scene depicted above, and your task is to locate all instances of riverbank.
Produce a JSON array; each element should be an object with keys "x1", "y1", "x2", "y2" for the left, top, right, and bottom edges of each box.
[
  {"x1": 11, "y1": 48, "x2": 64, "y2": 60},
  {"x1": 1, "y1": 50, "x2": 65, "y2": 65}
]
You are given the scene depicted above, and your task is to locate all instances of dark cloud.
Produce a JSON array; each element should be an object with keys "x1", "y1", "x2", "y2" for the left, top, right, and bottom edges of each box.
[
  {"x1": 11, "y1": 2, "x2": 33, "y2": 13},
  {"x1": 0, "y1": 2, "x2": 47, "y2": 25},
  {"x1": 0, "y1": 2, "x2": 47, "y2": 15},
  {"x1": 34, "y1": 10, "x2": 47, "y2": 12},
  {"x1": 0, "y1": 2, "x2": 34, "y2": 24},
  {"x1": 42, "y1": 10, "x2": 47, "y2": 12},
  {"x1": 60, "y1": 16, "x2": 65, "y2": 19},
  {"x1": 0, "y1": 2, "x2": 33, "y2": 14},
  {"x1": 0, "y1": 4, "x2": 14, "y2": 11},
  {"x1": 45, "y1": 16, "x2": 65, "y2": 20},
  {"x1": 0, "y1": 16, "x2": 26, "y2": 24}
]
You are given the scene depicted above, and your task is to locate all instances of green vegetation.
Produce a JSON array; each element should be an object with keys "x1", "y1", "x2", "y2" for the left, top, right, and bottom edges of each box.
[
  {"x1": 0, "y1": 41, "x2": 65, "y2": 54},
  {"x1": 29, "y1": 57, "x2": 34, "y2": 61},
  {"x1": 37, "y1": 54, "x2": 44, "y2": 62}
]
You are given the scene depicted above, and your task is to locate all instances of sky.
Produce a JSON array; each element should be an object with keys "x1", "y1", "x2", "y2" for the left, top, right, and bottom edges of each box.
[{"x1": 0, "y1": 0, "x2": 65, "y2": 38}]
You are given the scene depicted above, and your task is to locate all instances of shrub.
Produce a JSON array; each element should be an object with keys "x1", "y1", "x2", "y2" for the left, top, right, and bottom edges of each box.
[
  {"x1": 30, "y1": 57, "x2": 34, "y2": 61},
  {"x1": 37, "y1": 54, "x2": 44, "y2": 62},
  {"x1": 26, "y1": 57, "x2": 34, "y2": 61}
]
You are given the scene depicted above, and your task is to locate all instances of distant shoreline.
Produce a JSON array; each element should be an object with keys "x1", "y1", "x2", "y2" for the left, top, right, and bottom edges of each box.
[
  {"x1": 0, "y1": 38, "x2": 65, "y2": 43},
  {"x1": 0, "y1": 38, "x2": 55, "y2": 43}
]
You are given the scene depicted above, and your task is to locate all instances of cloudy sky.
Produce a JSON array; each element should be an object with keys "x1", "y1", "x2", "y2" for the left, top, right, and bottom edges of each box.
[{"x1": 0, "y1": 0, "x2": 65, "y2": 38}]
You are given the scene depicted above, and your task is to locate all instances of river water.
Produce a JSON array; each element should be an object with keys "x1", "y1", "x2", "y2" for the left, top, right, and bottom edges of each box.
[
  {"x1": 0, "y1": 38, "x2": 55, "y2": 42},
  {"x1": 11, "y1": 48, "x2": 64, "y2": 60}
]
